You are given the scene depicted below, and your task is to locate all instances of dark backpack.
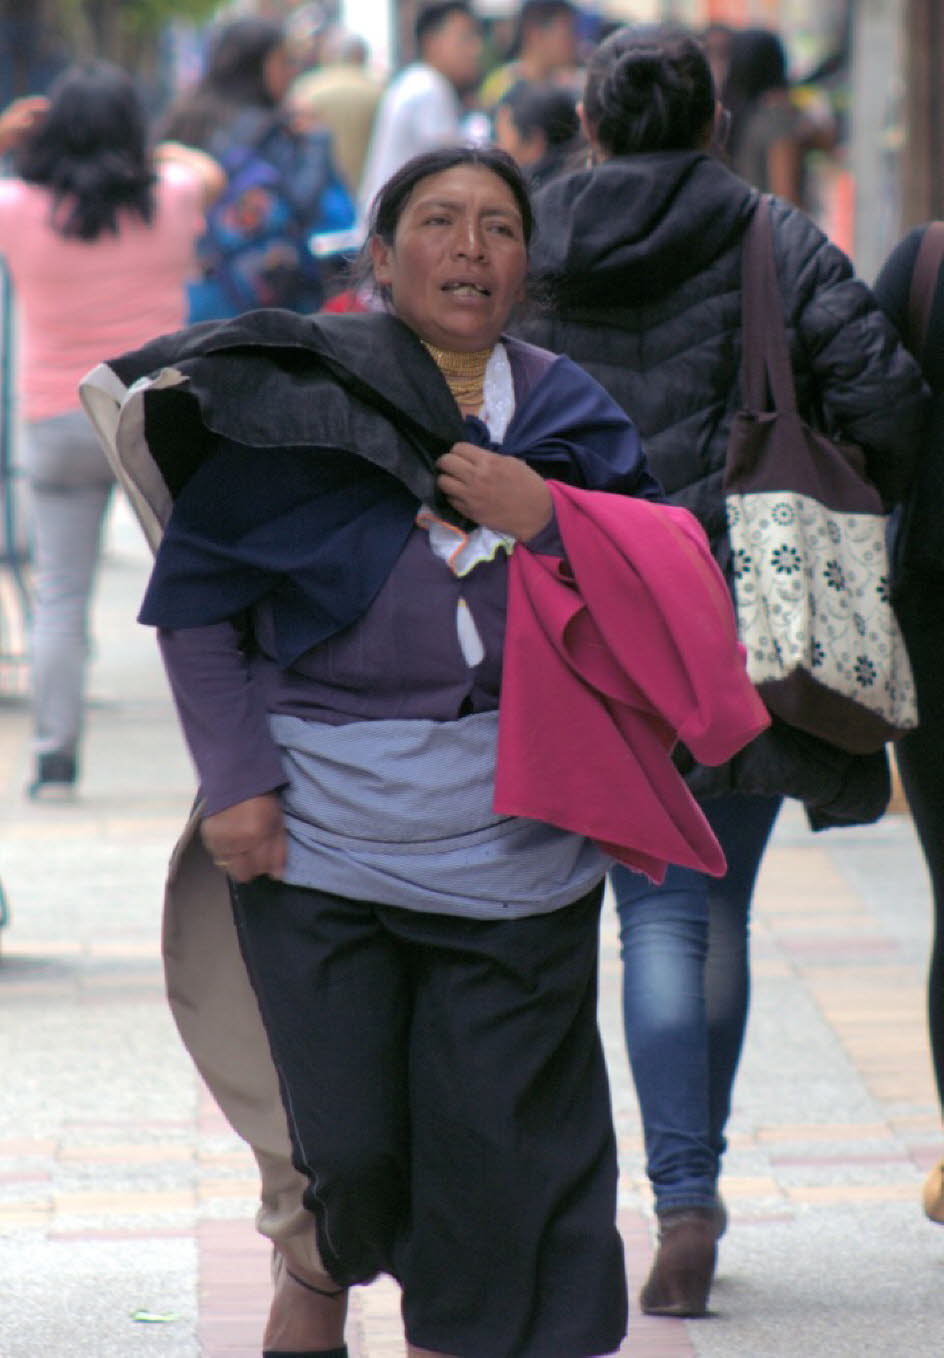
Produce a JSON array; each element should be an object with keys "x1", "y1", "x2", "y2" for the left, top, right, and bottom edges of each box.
[{"x1": 196, "y1": 116, "x2": 329, "y2": 315}]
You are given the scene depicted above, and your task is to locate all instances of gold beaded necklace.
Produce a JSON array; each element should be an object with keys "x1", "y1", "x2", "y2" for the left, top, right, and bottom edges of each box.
[{"x1": 422, "y1": 341, "x2": 492, "y2": 413}]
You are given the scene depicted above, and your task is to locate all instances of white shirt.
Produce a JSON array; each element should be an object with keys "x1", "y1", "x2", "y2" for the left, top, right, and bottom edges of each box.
[{"x1": 358, "y1": 62, "x2": 464, "y2": 217}]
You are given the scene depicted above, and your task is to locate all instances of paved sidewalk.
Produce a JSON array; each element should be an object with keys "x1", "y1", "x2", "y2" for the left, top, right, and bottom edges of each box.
[{"x1": 1, "y1": 501, "x2": 942, "y2": 1357}]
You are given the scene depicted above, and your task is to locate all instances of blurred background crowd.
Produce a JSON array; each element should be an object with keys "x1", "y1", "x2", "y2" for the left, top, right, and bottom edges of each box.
[{"x1": 0, "y1": 0, "x2": 940, "y2": 281}]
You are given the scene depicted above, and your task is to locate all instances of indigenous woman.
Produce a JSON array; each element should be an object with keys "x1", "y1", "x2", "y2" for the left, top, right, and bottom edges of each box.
[{"x1": 82, "y1": 146, "x2": 767, "y2": 1357}]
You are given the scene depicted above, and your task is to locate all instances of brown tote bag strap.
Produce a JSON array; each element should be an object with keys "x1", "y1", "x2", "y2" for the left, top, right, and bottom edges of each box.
[
  {"x1": 906, "y1": 221, "x2": 944, "y2": 360},
  {"x1": 739, "y1": 195, "x2": 799, "y2": 416}
]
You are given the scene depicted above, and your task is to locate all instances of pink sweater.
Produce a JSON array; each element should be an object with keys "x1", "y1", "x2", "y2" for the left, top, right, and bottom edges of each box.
[
  {"x1": 495, "y1": 482, "x2": 771, "y2": 882},
  {"x1": 0, "y1": 164, "x2": 203, "y2": 421}
]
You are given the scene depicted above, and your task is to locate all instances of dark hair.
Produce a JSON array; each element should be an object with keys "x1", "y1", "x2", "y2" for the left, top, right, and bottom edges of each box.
[
  {"x1": 15, "y1": 61, "x2": 155, "y2": 242},
  {"x1": 721, "y1": 29, "x2": 790, "y2": 160},
  {"x1": 498, "y1": 81, "x2": 580, "y2": 151},
  {"x1": 515, "y1": 0, "x2": 577, "y2": 47},
  {"x1": 583, "y1": 24, "x2": 716, "y2": 157},
  {"x1": 723, "y1": 28, "x2": 789, "y2": 104},
  {"x1": 159, "y1": 18, "x2": 284, "y2": 150},
  {"x1": 370, "y1": 144, "x2": 533, "y2": 245},
  {"x1": 415, "y1": 2, "x2": 474, "y2": 50}
]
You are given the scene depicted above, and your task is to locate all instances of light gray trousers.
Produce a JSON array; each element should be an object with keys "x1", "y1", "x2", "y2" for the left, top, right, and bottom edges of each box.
[{"x1": 23, "y1": 409, "x2": 114, "y2": 759}]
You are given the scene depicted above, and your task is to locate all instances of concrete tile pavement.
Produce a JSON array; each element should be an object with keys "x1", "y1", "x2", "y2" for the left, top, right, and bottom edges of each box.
[{"x1": 1, "y1": 499, "x2": 942, "y2": 1356}]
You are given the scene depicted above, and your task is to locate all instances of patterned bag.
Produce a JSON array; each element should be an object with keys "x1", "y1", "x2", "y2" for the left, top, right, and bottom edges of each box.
[{"x1": 724, "y1": 197, "x2": 917, "y2": 754}]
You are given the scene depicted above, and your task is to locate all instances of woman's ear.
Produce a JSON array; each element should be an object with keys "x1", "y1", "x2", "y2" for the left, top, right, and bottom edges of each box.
[
  {"x1": 703, "y1": 101, "x2": 730, "y2": 152},
  {"x1": 576, "y1": 99, "x2": 590, "y2": 141},
  {"x1": 525, "y1": 129, "x2": 548, "y2": 166},
  {"x1": 369, "y1": 234, "x2": 393, "y2": 288},
  {"x1": 576, "y1": 101, "x2": 602, "y2": 164}
]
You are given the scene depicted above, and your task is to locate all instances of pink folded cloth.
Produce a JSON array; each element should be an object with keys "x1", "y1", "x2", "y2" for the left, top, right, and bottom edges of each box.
[{"x1": 495, "y1": 481, "x2": 771, "y2": 882}]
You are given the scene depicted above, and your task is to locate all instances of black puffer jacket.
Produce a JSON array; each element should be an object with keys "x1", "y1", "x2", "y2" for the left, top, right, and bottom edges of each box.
[{"x1": 515, "y1": 150, "x2": 930, "y2": 826}]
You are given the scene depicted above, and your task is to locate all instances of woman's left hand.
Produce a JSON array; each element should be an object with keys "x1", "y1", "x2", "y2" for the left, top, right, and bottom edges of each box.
[
  {"x1": 201, "y1": 793, "x2": 286, "y2": 883},
  {"x1": 436, "y1": 442, "x2": 553, "y2": 539}
]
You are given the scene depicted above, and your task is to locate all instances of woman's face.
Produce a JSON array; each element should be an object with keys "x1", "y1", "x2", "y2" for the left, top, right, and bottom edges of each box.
[
  {"x1": 263, "y1": 42, "x2": 295, "y2": 103},
  {"x1": 370, "y1": 164, "x2": 528, "y2": 353}
]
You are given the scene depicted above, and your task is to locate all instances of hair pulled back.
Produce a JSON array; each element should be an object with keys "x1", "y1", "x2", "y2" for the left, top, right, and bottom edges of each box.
[
  {"x1": 16, "y1": 60, "x2": 155, "y2": 242},
  {"x1": 583, "y1": 24, "x2": 715, "y2": 157},
  {"x1": 369, "y1": 145, "x2": 533, "y2": 247}
]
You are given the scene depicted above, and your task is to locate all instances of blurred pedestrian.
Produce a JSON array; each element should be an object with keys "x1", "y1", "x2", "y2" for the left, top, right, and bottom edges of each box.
[
  {"x1": 0, "y1": 62, "x2": 220, "y2": 798},
  {"x1": 515, "y1": 21, "x2": 927, "y2": 1317},
  {"x1": 479, "y1": 0, "x2": 580, "y2": 109},
  {"x1": 160, "y1": 16, "x2": 355, "y2": 321},
  {"x1": 358, "y1": 2, "x2": 483, "y2": 215},
  {"x1": 700, "y1": 21, "x2": 734, "y2": 94},
  {"x1": 873, "y1": 224, "x2": 944, "y2": 1226},
  {"x1": 721, "y1": 27, "x2": 808, "y2": 208},
  {"x1": 493, "y1": 79, "x2": 584, "y2": 188},
  {"x1": 289, "y1": 30, "x2": 382, "y2": 195}
]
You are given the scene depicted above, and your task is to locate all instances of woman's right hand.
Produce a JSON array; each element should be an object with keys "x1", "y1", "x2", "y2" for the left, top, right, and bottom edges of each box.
[
  {"x1": 201, "y1": 793, "x2": 287, "y2": 883},
  {"x1": 436, "y1": 442, "x2": 553, "y2": 539}
]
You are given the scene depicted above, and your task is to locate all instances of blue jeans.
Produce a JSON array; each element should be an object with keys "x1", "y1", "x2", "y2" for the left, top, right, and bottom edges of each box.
[
  {"x1": 24, "y1": 412, "x2": 115, "y2": 760},
  {"x1": 612, "y1": 793, "x2": 781, "y2": 1213}
]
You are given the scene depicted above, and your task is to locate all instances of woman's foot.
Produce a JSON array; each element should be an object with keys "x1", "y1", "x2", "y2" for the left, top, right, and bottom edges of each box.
[
  {"x1": 27, "y1": 751, "x2": 77, "y2": 800},
  {"x1": 263, "y1": 1350, "x2": 347, "y2": 1358},
  {"x1": 639, "y1": 1207, "x2": 717, "y2": 1317},
  {"x1": 263, "y1": 1349, "x2": 347, "y2": 1357},
  {"x1": 922, "y1": 1157, "x2": 944, "y2": 1223},
  {"x1": 262, "y1": 1250, "x2": 348, "y2": 1354}
]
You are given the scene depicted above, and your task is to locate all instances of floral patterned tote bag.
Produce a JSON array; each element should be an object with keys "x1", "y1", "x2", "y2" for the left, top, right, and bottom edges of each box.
[{"x1": 724, "y1": 196, "x2": 917, "y2": 754}]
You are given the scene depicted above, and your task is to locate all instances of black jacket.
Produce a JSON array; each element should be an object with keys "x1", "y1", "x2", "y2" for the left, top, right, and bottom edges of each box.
[
  {"x1": 873, "y1": 225, "x2": 944, "y2": 610},
  {"x1": 514, "y1": 150, "x2": 930, "y2": 825}
]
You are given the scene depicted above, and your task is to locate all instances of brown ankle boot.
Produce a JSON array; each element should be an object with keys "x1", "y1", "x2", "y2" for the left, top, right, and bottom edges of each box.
[
  {"x1": 923, "y1": 1157, "x2": 944, "y2": 1224},
  {"x1": 639, "y1": 1208, "x2": 717, "y2": 1317}
]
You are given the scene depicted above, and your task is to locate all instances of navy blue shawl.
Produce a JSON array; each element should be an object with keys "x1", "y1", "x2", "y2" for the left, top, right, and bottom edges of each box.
[{"x1": 108, "y1": 311, "x2": 659, "y2": 665}]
